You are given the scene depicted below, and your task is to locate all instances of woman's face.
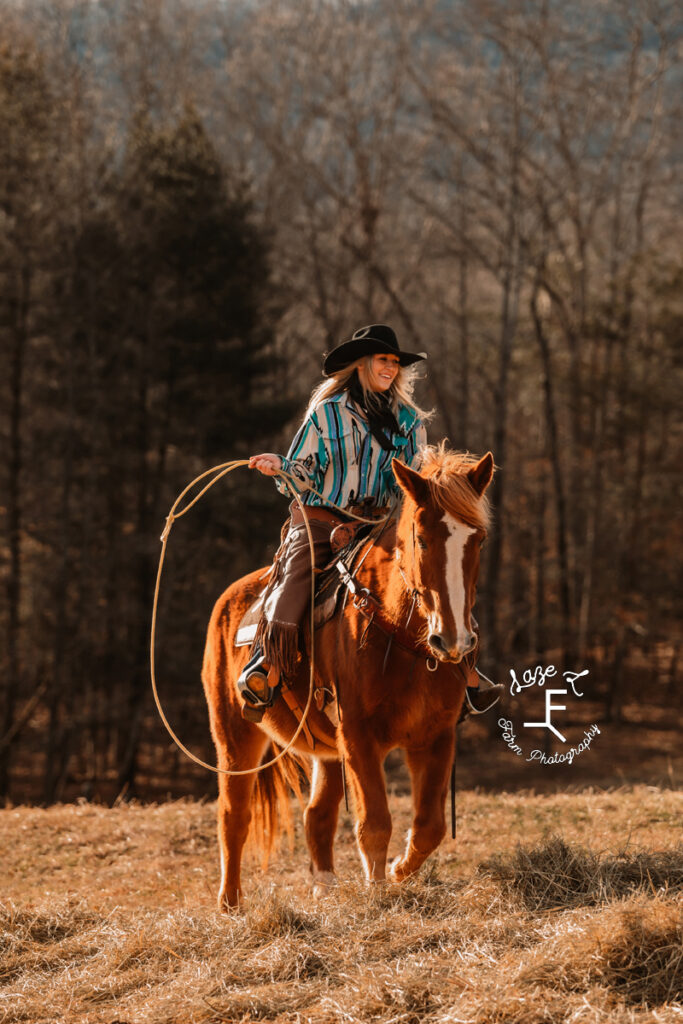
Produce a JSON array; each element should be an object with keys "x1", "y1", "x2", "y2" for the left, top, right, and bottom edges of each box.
[{"x1": 364, "y1": 353, "x2": 400, "y2": 392}]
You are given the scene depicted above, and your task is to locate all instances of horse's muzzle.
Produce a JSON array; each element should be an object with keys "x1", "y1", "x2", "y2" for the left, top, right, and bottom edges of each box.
[{"x1": 428, "y1": 631, "x2": 476, "y2": 663}]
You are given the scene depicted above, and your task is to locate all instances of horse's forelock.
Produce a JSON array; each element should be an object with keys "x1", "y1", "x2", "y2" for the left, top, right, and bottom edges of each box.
[{"x1": 419, "y1": 444, "x2": 491, "y2": 533}]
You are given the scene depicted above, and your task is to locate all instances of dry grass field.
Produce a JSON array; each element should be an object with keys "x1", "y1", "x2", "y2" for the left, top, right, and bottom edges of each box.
[{"x1": 1, "y1": 787, "x2": 681, "y2": 1024}]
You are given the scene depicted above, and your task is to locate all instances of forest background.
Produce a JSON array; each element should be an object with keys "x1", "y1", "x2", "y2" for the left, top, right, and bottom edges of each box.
[{"x1": 0, "y1": 0, "x2": 681, "y2": 806}]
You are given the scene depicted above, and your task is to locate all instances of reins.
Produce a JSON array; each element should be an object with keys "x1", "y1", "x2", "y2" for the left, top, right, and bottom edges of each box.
[{"x1": 150, "y1": 460, "x2": 388, "y2": 778}]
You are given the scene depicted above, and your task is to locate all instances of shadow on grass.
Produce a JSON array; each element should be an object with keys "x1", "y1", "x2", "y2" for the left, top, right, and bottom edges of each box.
[{"x1": 477, "y1": 836, "x2": 683, "y2": 911}]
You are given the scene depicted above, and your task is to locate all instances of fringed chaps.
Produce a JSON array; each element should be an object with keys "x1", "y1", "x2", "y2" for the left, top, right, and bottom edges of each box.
[
  {"x1": 254, "y1": 507, "x2": 340, "y2": 681},
  {"x1": 255, "y1": 619, "x2": 301, "y2": 682}
]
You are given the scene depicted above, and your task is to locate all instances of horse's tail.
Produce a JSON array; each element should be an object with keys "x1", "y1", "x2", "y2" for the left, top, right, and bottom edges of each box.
[{"x1": 250, "y1": 743, "x2": 309, "y2": 866}]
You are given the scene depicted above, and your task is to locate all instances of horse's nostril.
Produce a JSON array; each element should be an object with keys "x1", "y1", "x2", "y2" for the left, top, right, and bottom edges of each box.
[{"x1": 428, "y1": 634, "x2": 445, "y2": 652}]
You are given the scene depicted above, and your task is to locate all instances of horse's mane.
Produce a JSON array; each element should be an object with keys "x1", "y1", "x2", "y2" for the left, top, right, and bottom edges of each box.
[{"x1": 419, "y1": 443, "x2": 492, "y2": 532}]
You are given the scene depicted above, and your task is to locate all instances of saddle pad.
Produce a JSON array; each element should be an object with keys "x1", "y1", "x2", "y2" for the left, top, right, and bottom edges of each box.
[
  {"x1": 234, "y1": 525, "x2": 381, "y2": 648},
  {"x1": 234, "y1": 591, "x2": 265, "y2": 646}
]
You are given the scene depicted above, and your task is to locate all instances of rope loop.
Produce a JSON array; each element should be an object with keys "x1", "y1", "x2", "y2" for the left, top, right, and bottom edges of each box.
[{"x1": 150, "y1": 460, "x2": 389, "y2": 777}]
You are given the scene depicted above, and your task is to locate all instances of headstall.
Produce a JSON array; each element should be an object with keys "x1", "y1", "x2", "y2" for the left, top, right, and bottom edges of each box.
[{"x1": 335, "y1": 530, "x2": 439, "y2": 673}]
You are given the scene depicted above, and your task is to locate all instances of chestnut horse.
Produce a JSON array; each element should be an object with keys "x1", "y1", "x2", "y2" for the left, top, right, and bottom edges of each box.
[{"x1": 201, "y1": 446, "x2": 493, "y2": 909}]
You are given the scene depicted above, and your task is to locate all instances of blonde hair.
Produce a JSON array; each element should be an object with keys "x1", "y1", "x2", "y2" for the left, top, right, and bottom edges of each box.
[{"x1": 304, "y1": 357, "x2": 432, "y2": 423}]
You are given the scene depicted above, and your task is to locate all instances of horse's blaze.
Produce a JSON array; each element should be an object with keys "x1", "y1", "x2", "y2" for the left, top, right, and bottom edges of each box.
[
  {"x1": 422, "y1": 512, "x2": 480, "y2": 660},
  {"x1": 443, "y1": 515, "x2": 478, "y2": 655}
]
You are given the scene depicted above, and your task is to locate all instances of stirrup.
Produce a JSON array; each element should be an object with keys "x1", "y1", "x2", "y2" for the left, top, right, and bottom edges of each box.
[{"x1": 237, "y1": 648, "x2": 276, "y2": 722}]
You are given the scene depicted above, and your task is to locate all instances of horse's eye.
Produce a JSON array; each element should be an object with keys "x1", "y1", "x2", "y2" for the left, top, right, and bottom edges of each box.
[{"x1": 417, "y1": 535, "x2": 427, "y2": 550}]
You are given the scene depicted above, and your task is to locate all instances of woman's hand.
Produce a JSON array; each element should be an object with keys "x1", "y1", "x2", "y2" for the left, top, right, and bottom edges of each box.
[{"x1": 249, "y1": 453, "x2": 282, "y2": 476}]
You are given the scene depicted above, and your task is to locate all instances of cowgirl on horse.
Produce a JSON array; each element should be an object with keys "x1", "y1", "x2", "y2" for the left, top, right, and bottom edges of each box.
[{"x1": 238, "y1": 324, "x2": 502, "y2": 716}]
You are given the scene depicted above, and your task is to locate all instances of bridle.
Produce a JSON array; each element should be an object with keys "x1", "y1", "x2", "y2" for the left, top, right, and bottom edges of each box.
[{"x1": 339, "y1": 516, "x2": 447, "y2": 674}]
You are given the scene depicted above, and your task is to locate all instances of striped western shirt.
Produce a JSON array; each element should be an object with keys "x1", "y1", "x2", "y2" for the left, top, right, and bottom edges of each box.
[{"x1": 276, "y1": 392, "x2": 427, "y2": 509}]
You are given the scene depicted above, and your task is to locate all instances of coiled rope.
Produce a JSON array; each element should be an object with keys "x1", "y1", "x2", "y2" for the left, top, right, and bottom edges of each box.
[{"x1": 150, "y1": 459, "x2": 387, "y2": 777}]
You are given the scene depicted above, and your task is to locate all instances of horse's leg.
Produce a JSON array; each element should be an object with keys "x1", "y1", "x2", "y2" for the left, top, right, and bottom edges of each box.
[
  {"x1": 343, "y1": 738, "x2": 392, "y2": 882},
  {"x1": 390, "y1": 729, "x2": 454, "y2": 881},
  {"x1": 304, "y1": 758, "x2": 344, "y2": 890},
  {"x1": 216, "y1": 728, "x2": 269, "y2": 911}
]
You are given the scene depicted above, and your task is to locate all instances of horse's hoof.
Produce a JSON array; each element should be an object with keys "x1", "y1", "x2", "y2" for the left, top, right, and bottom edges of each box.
[
  {"x1": 311, "y1": 870, "x2": 337, "y2": 897},
  {"x1": 218, "y1": 890, "x2": 247, "y2": 913}
]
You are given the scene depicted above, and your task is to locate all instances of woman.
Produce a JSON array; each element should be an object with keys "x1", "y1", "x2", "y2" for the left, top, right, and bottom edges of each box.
[{"x1": 240, "y1": 323, "x2": 501, "y2": 718}]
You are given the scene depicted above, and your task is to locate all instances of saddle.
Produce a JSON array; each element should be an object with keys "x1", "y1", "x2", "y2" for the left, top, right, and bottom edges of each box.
[{"x1": 234, "y1": 516, "x2": 388, "y2": 648}]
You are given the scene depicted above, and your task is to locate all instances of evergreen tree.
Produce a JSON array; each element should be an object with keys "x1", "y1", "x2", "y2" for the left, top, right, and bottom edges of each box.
[{"x1": 109, "y1": 106, "x2": 290, "y2": 794}]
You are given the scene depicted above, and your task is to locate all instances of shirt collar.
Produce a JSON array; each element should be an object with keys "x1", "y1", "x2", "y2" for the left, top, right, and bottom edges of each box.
[{"x1": 329, "y1": 390, "x2": 416, "y2": 436}]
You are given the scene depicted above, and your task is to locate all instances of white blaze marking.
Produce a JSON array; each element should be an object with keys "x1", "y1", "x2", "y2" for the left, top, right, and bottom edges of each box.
[{"x1": 443, "y1": 515, "x2": 476, "y2": 648}]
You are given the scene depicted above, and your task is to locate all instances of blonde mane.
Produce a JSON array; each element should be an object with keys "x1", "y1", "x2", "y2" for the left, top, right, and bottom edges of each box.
[{"x1": 419, "y1": 443, "x2": 492, "y2": 532}]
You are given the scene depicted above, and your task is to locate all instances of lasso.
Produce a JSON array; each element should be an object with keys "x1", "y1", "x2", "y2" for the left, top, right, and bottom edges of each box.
[{"x1": 150, "y1": 460, "x2": 387, "y2": 776}]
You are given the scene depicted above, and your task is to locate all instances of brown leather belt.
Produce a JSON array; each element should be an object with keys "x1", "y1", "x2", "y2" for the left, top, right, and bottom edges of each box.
[{"x1": 289, "y1": 503, "x2": 349, "y2": 529}]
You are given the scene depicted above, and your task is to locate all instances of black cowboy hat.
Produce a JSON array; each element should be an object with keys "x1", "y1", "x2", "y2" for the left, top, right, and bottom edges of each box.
[{"x1": 323, "y1": 324, "x2": 427, "y2": 377}]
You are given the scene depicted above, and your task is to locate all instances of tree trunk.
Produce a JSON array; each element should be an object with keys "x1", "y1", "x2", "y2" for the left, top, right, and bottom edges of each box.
[
  {"x1": 485, "y1": 205, "x2": 522, "y2": 668},
  {"x1": 43, "y1": 332, "x2": 76, "y2": 804},
  {"x1": 116, "y1": 358, "x2": 151, "y2": 798},
  {"x1": 532, "y1": 466, "x2": 547, "y2": 661},
  {"x1": 530, "y1": 280, "x2": 571, "y2": 664},
  {"x1": 456, "y1": 158, "x2": 470, "y2": 448},
  {"x1": 0, "y1": 266, "x2": 30, "y2": 800}
]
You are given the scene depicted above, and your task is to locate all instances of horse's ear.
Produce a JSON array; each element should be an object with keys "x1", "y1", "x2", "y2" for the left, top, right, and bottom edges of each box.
[
  {"x1": 467, "y1": 452, "x2": 494, "y2": 496},
  {"x1": 392, "y1": 458, "x2": 431, "y2": 506}
]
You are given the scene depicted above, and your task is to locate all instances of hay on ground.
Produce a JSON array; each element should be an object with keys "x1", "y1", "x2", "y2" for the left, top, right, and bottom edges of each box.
[{"x1": 478, "y1": 837, "x2": 683, "y2": 911}]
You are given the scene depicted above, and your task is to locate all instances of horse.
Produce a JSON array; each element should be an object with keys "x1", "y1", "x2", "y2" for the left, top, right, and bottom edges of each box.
[{"x1": 201, "y1": 445, "x2": 494, "y2": 909}]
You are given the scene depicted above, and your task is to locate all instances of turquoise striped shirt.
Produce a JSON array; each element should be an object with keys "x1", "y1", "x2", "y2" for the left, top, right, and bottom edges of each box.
[{"x1": 276, "y1": 392, "x2": 426, "y2": 508}]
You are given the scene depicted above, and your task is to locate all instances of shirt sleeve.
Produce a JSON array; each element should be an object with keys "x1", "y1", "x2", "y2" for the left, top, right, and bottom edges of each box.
[{"x1": 276, "y1": 410, "x2": 329, "y2": 496}]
